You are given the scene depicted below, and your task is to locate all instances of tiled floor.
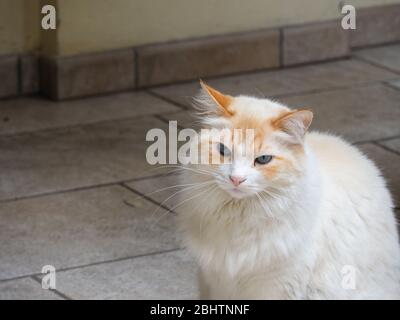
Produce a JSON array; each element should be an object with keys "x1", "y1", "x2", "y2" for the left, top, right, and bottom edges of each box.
[{"x1": 1, "y1": 44, "x2": 400, "y2": 300}]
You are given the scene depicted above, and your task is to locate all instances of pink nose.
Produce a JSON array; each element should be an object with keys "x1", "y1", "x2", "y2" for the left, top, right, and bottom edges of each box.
[{"x1": 229, "y1": 175, "x2": 246, "y2": 187}]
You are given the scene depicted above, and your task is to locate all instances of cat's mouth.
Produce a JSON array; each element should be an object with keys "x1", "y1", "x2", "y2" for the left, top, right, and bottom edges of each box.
[
  {"x1": 231, "y1": 188, "x2": 246, "y2": 195},
  {"x1": 220, "y1": 185, "x2": 251, "y2": 199}
]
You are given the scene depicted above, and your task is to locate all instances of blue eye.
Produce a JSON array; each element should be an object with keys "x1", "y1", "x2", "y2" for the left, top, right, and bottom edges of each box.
[
  {"x1": 218, "y1": 143, "x2": 231, "y2": 156},
  {"x1": 255, "y1": 155, "x2": 273, "y2": 165}
]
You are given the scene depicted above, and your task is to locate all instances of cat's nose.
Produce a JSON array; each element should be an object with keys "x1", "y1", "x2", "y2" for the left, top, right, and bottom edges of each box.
[{"x1": 229, "y1": 175, "x2": 247, "y2": 187}]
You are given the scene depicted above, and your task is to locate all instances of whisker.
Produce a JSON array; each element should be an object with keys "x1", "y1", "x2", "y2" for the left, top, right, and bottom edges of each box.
[
  {"x1": 151, "y1": 183, "x2": 216, "y2": 228},
  {"x1": 150, "y1": 180, "x2": 214, "y2": 219},
  {"x1": 127, "y1": 181, "x2": 211, "y2": 204},
  {"x1": 255, "y1": 193, "x2": 273, "y2": 219},
  {"x1": 167, "y1": 183, "x2": 217, "y2": 213}
]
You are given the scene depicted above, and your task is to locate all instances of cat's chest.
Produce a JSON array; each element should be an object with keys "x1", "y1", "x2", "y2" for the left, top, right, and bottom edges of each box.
[
  {"x1": 189, "y1": 220, "x2": 296, "y2": 276},
  {"x1": 202, "y1": 257, "x2": 311, "y2": 299}
]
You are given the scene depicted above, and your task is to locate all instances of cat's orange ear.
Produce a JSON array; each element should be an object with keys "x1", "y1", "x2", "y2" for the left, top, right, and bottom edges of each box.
[
  {"x1": 273, "y1": 109, "x2": 313, "y2": 143},
  {"x1": 200, "y1": 80, "x2": 233, "y2": 116}
]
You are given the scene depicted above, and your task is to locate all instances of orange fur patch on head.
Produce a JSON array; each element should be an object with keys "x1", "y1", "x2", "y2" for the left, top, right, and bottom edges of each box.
[
  {"x1": 200, "y1": 80, "x2": 233, "y2": 117},
  {"x1": 258, "y1": 156, "x2": 302, "y2": 180},
  {"x1": 272, "y1": 109, "x2": 313, "y2": 142},
  {"x1": 258, "y1": 162, "x2": 279, "y2": 179},
  {"x1": 230, "y1": 114, "x2": 274, "y2": 152}
]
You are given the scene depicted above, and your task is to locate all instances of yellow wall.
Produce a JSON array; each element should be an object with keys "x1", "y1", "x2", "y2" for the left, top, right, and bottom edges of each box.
[
  {"x1": 0, "y1": 0, "x2": 40, "y2": 55},
  {"x1": 1, "y1": 0, "x2": 400, "y2": 56},
  {"x1": 53, "y1": 0, "x2": 400, "y2": 56}
]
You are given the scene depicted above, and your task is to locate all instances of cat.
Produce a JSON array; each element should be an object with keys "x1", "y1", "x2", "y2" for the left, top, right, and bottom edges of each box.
[{"x1": 177, "y1": 80, "x2": 400, "y2": 299}]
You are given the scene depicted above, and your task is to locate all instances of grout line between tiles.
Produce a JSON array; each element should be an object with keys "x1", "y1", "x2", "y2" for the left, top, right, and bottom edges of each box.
[
  {"x1": 30, "y1": 276, "x2": 73, "y2": 300},
  {"x1": 147, "y1": 89, "x2": 189, "y2": 110},
  {"x1": 352, "y1": 55, "x2": 400, "y2": 76},
  {"x1": 0, "y1": 248, "x2": 183, "y2": 283},
  {"x1": 375, "y1": 134, "x2": 400, "y2": 143},
  {"x1": 0, "y1": 108, "x2": 178, "y2": 140},
  {"x1": 373, "y1": 141, "x2": 400, "y2": 157},
  {"x1": 351, "y1": 40, "x2": 400, "y2": 51},
  {"x1": 275, "y1": 76, "x2": 400, "y2": 99},
  {"x1": 154, "y1": 114, "x2": 186, "y2": 131},
  {"x1": 148, "y1": 78, "x2": 399, "y2": 110},
  {"x1": 55, "y1": 248, "x2": 183, "y2": 274},
  {"x1": 354, "y1": 134, "x2": 400, "y2": 146},
  {"x1": 383, "y1": 81, "x2": 400, "y2": 92},
  {"x1": 0, "y1": 272, "x2": 42, "y2": 283},
  {"x1": 271, "y1": 81, "x2": 379, "y2": 100},
  {"x1": 119, "y1": 182, "x2": 177, "y2": 214}
]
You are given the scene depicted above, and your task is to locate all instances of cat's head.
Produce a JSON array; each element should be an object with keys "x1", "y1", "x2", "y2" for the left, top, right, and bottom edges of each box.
[{"x1": 192, "y1": 81, "x2": 313, "y2": 199}]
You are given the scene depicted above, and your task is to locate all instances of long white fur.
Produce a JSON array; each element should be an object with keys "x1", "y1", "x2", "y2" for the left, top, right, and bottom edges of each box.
[{"x1": 178, "y1": 92, "x2": 400, "y2": 299}]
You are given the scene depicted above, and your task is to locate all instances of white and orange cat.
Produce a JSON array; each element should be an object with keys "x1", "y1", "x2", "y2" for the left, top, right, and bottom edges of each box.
[{"x1": 178, "y1": 81, "x2": 400, "y2": 299}]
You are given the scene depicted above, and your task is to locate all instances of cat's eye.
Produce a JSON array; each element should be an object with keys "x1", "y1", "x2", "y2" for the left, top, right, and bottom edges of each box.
[
  {"x1": 218, "y1": 143, "x2": 231, "y2": 156},
  {"x1": 255, "y1": 155, "x2": 273, "y2": 165}
]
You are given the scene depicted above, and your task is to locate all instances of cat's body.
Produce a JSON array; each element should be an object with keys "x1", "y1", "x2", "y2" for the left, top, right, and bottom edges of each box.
[{"x1": 178, "y1": 82, "x2": 400, "y2": 299}]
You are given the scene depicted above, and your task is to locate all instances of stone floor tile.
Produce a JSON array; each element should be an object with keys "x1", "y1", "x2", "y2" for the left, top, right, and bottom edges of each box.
[
  {"x1": 0, "y1": 91, "x2": 179, "y2": 136},
  {"x1": 0, "y1": 117, "x2": 167, "y2": 201},
  {"x1": 151, "y1": 59, "x2": 398, "y2": 108},
  {"x1": 0, "y1": 278, "x2": 62, "y2": 300},
  {"x1": 354, "y1": 44, "x2": 400, "y2": 73},
  {"x1": 358, "y1": 143, "x2": 400, "y2": 207},
  {"x1": 51, "y1": 249, "x2": 197, "y2": 300},
  {"x1": 0, "y1": 185, "x2": 178, "y2": 280},
  {"x1": 280, "y1": 84, "x2": 400, "y2": 143}
]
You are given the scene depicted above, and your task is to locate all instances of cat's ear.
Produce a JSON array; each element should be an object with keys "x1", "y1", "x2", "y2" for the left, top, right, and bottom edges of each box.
[
  {"x1": 273, "y1": 109, "x2": 313, "y2": 144},
  {"x1": 196, "y1": 80, "x2": 234, "y2": 117}
]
